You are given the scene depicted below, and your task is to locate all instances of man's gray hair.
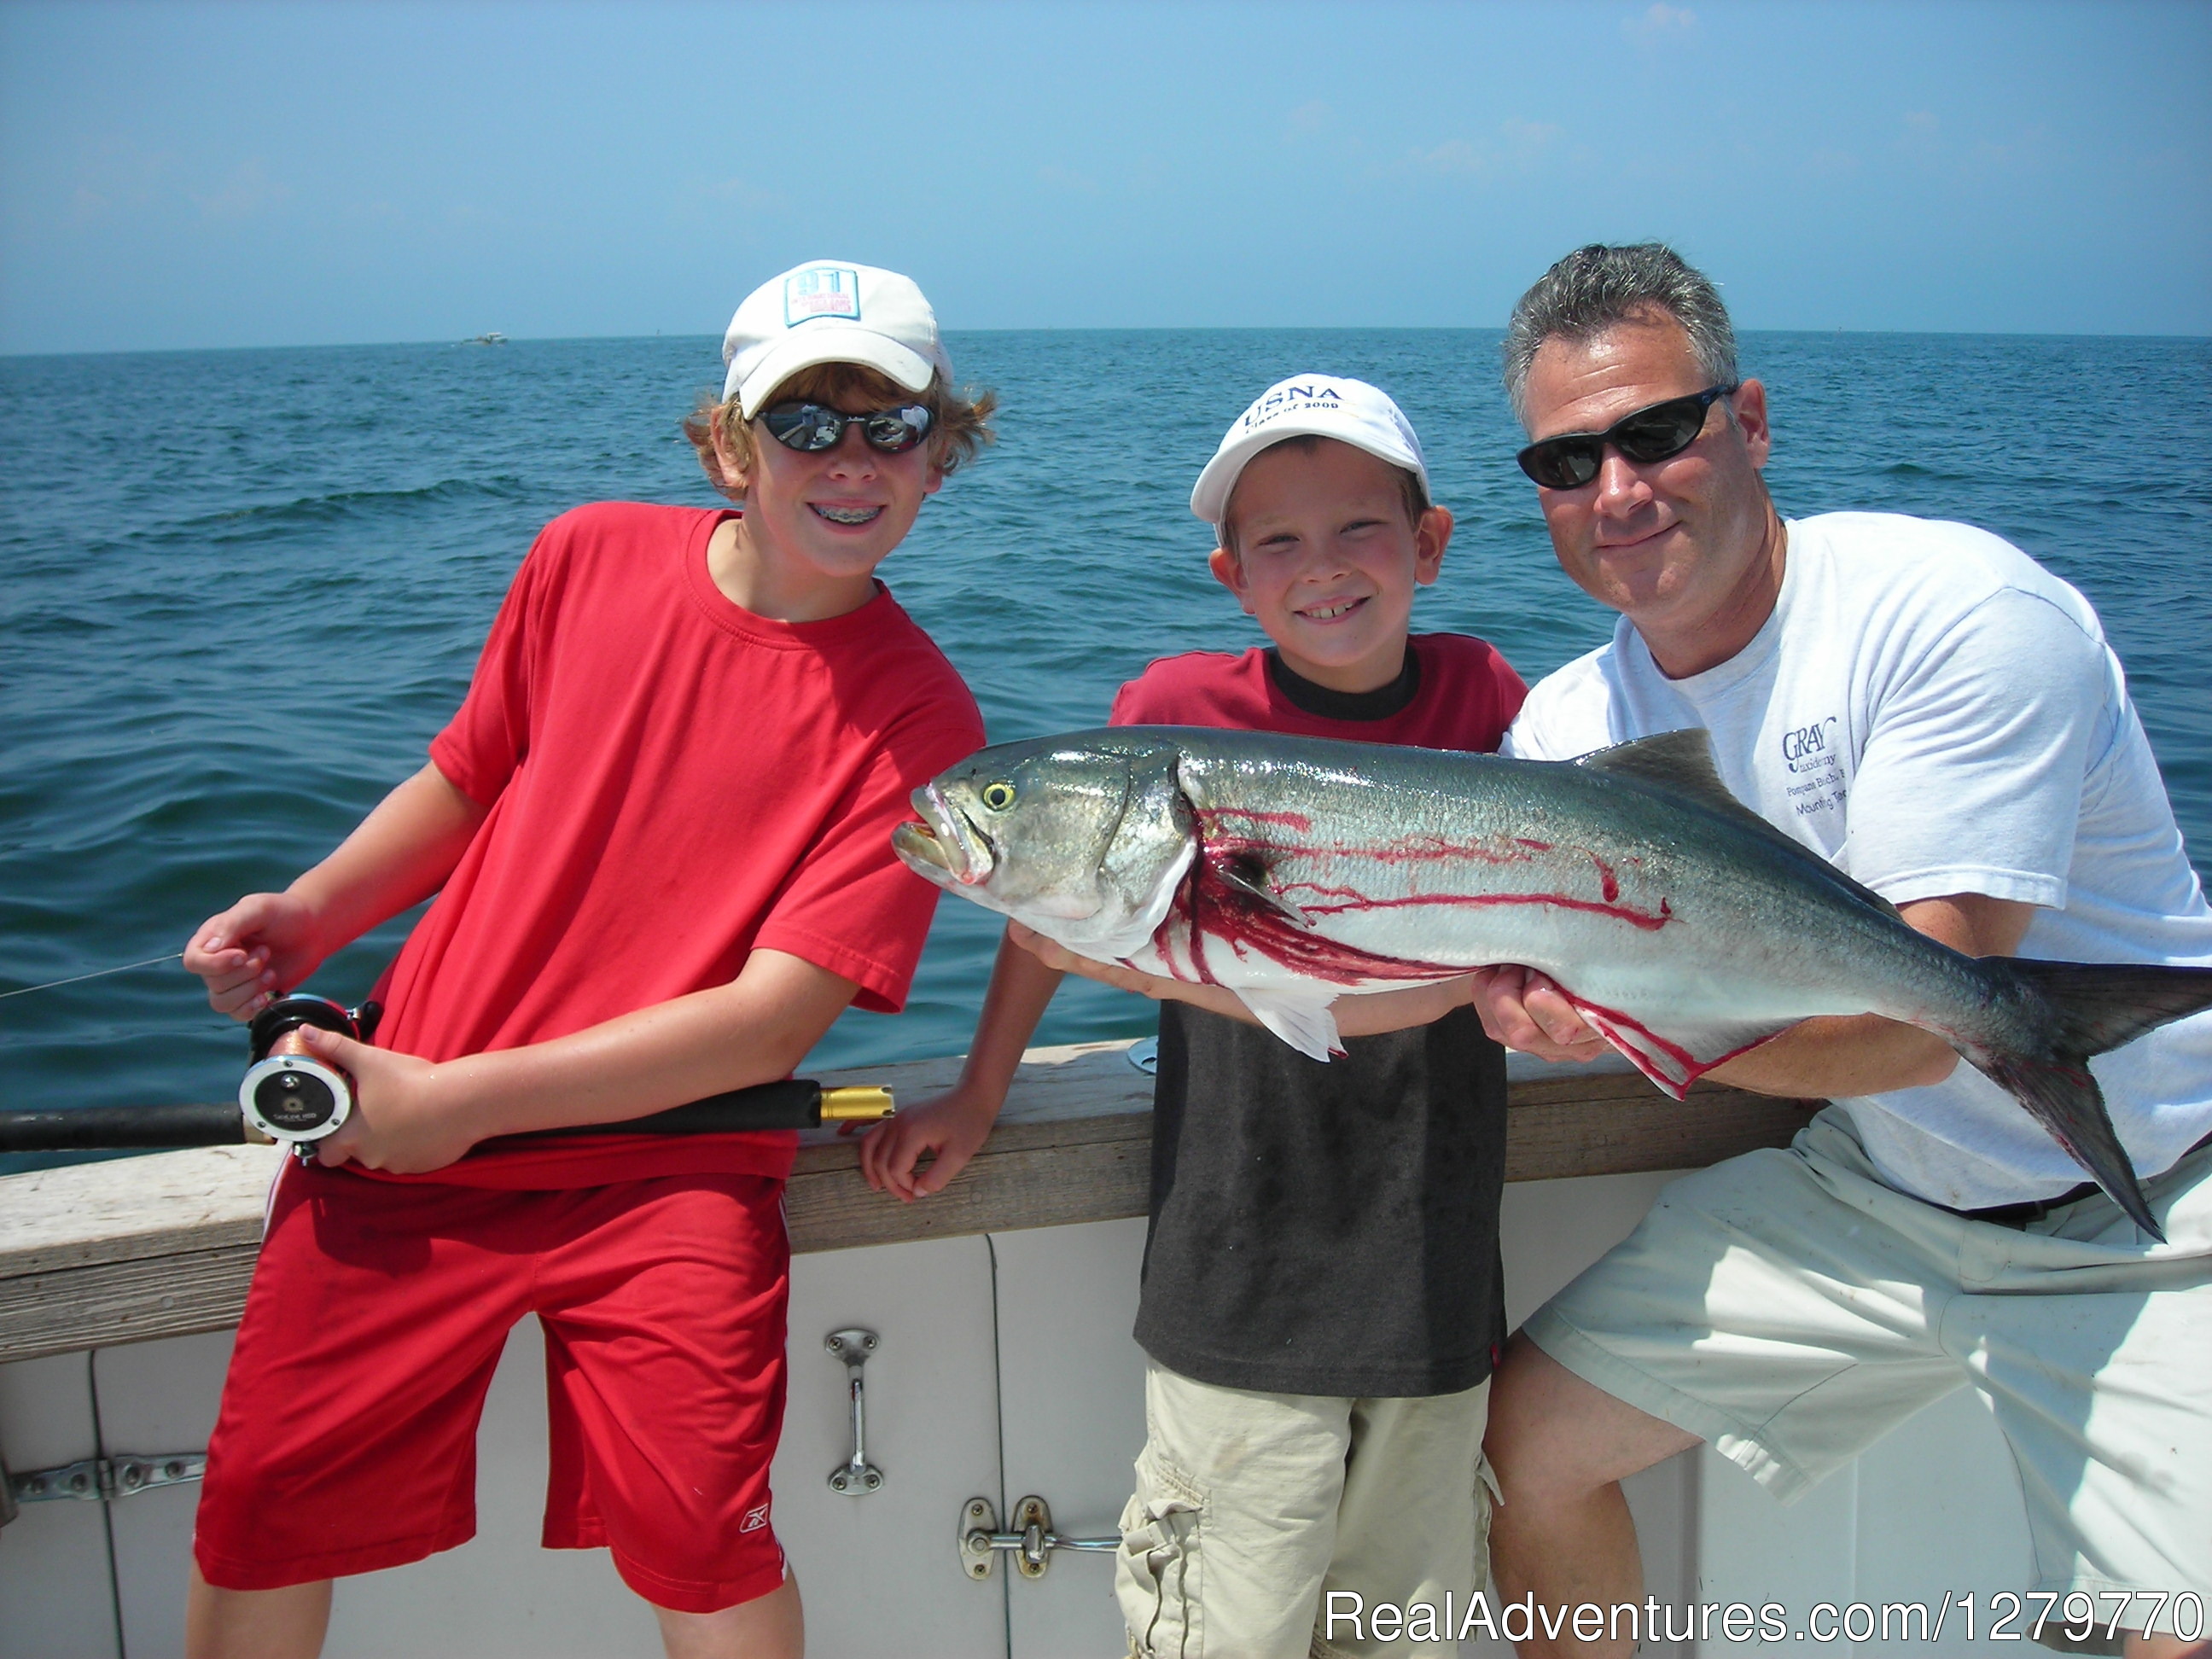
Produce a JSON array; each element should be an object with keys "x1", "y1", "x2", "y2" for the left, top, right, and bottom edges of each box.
[{"x1": 1501, "y1": 243, "x2": 1738, "y2": 426}]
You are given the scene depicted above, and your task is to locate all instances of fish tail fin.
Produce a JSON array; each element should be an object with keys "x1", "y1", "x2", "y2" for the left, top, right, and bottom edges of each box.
[
  {"x1": 1966, "y1": 958, "x2": 2212, "y2": 1244},
  {"x1": 2000, "y1": 958, "x2": 2212, "y2": 1056},
  {"x1": 1967, "y1": 1052, "x2": 2161, "y2": 1241}
]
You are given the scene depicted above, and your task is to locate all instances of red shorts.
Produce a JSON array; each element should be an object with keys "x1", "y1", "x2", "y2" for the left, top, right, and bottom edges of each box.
[{"x1": 194, "y1": 1161, "x2": 790, "y2": 1613}]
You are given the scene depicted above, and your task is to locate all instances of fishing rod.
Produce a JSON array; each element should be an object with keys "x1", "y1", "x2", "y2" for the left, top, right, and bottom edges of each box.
[{"x1": 0, "y1": 992, "x2": 894, "y2": 1157}]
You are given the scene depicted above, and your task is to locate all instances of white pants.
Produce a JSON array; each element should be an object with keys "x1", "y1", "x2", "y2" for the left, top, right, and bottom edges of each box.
[{"x1": 1116, "y1": 1362, "x2": 1495, "y2": 1658}]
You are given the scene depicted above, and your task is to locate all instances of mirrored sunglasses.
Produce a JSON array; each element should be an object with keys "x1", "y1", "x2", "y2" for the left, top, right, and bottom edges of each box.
[
  {"x1": 760, "y1": 401, "x2": 933, "y2": 455},
  {"x1": 1516, "y1": 385, "x2": 1738, "y2": 490}
]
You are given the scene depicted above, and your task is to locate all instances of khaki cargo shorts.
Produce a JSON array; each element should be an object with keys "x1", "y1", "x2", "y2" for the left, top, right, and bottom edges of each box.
[
  {"x1": 1525, "y1": 1109, "x2": 2212, "y2": 1615},
  {"x1": 1115, "y1": 1362, "x2": 1497, "y2": 1659}
]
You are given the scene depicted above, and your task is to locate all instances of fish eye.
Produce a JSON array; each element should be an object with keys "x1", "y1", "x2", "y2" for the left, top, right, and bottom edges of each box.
[{"x1": 980, "y1": 782, "x2": 1017, "y2": 812}]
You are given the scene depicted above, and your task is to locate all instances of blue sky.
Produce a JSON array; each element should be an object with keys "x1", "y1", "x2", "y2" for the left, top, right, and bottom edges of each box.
[{"x1": 3, "y1": 0, "x2": 2207, "y2": 353}]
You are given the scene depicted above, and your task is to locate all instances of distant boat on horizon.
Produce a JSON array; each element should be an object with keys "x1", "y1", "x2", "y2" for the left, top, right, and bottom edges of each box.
[{"x1": 463, "y1": 331, "x2": 508, "y2": 346}]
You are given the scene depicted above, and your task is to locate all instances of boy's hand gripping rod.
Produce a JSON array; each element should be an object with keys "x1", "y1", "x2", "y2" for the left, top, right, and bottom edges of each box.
[{"x1": 0, "y1": 993, "x2": 895, "y2": 1155}]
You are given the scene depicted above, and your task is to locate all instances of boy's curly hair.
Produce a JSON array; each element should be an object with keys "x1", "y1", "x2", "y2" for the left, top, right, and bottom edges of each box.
[{"x1": 682, "y1": 362, "x2": 997, "y2": 503}]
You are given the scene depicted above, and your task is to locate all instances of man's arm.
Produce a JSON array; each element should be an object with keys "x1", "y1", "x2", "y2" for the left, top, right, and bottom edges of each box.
[
  {"x1": 183, "y1": 762, "x2": 490, "y2": 1017},
  {"x1": 1470, "y1": 892, "x2": 2036, "y2": 1096},
  {"x1": 856, "y1": 928, "x2": 1067, "y2": 1200},
  {"x1": 296, "y1": 946, "x2": 863, "y2": 1173}
]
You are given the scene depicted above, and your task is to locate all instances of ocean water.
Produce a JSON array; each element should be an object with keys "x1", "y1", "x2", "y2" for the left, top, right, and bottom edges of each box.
[{"x1": 3, "y1": 329, "x2": 2209, "y2": 1171}]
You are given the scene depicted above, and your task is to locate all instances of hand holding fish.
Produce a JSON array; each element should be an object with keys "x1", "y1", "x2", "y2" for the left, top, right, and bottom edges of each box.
[
  {"x1": 1466, "y1": 965, "x2": 1611, "y2": 1063},
  {"x1": 1007, "y1": 921, "x2": 1254, "y2": 1014},
  {"x1": 1017, "y1": 921, "x2": 1486, "y2": 1040}
]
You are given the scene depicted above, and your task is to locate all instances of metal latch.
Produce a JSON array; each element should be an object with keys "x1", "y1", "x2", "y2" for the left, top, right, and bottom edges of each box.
[
  {"x1": 824, "y1": 1328, "x2": 883, "y2": 1495},
  {"x1": 958, "y1": 1494, "x2": 1118, "y2": 1580},
  {"x1": 8, "y1": 1452, "x2": 207, "y2": 1508}
]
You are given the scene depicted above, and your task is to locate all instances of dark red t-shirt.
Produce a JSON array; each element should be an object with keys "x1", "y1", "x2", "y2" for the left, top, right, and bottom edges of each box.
[
  {"x1": 1109, "y1": 634, "x2": 1525, "y2": 747},
  {"x1": 364, "y1": 502, "x2": 983, "y2": 1188}
]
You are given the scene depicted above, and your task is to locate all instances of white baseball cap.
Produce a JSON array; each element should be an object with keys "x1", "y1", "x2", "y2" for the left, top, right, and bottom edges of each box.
[
  {"x1": 1190, "y1": 374, "x2": 1429, "y2": 527},
  {"x1": 721, "y1": 260, "x2": 954, "y2": 415}
]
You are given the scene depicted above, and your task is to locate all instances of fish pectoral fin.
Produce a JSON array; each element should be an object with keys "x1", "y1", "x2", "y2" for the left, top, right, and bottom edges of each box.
[
  {"x1": 1565, "y1": 997, "x2": 1789, "y2": 1101},
  {"x1": 1213, "y1": 858, "x2": 1313, "y2": 928},
  {"x1": 1237, "y1": 986, "x2": 1344, "y2": 1062}
]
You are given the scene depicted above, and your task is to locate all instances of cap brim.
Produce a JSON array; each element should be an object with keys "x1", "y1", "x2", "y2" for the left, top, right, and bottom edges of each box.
[
  {"x1": 1190, "y1": 423, "x2": 1425, "y2": 526},
  {"x1": 729, "y1": 329, "x2": 937, "y2": 413}
]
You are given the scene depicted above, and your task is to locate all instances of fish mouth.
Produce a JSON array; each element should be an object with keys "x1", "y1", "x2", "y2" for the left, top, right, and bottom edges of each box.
[{"x1": 893, "y1": 784, "x2": 995, "y2": 887}]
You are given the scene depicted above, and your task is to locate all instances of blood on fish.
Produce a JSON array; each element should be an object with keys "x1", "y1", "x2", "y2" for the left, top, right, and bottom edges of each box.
[
  {"x1": 1592, "y1": 853, "x2": 1621, "y2": 904},
  {"x1": 1155, "y1": 825, "x2": 1679, "y2": 997},
  {"x1": 1559, "y1": 991, "x2": 1776, "y2": 1097},
  {"x1": 1157, "y1": 848, "x2": 1455, "y2": 988},
  {"x1": 1293, "y1": 889, "x2": 1675, "y2": 932}
]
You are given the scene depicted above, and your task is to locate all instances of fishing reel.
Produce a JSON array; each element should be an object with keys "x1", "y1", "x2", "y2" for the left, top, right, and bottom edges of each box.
[{"x1": 238, "y1": 994, "x2": 381, "y2": 1148}]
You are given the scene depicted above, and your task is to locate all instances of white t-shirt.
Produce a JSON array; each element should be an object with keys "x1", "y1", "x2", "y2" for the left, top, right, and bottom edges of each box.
[{"x1": 1505, "y1": 512, "x2": 2212, "y2": 1210}]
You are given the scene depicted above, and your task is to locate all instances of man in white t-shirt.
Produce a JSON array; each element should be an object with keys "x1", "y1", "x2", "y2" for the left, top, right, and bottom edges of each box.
[{"x1": 1476, "y1": 244, "x2": 2211, "y2": 1659}]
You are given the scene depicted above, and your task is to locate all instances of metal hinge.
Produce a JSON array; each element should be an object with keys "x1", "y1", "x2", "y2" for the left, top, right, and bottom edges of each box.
[
  {"x1": 958, "y1": 1494, "x2": 1118, "y2": 1580},
  {"x1": 7, "y1": 1452, "x2": 207, "y2": 1509}
]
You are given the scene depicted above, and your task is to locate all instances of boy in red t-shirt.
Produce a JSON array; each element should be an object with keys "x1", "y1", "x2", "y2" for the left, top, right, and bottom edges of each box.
[
  {"x1": 180, "y1": 262, "x2": 989, "y2": 1659},
  {"x1": 863, "y1": 375, "x2": 1526, "y2": 1657}
]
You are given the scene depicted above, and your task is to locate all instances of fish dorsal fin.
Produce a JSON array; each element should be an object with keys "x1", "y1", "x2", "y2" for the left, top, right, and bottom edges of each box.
[
  {"x1": 1573, "y1": 727, "x2": 1743, "y2": 808},
  {"x1": 1573, "y1": 728, "x2": 1903, "y2": 921}
]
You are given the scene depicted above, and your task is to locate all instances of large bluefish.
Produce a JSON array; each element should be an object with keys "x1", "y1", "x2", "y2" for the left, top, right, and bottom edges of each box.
[{"x1": 894, "y1": 725, "x2": 2212, "y2": 1239}]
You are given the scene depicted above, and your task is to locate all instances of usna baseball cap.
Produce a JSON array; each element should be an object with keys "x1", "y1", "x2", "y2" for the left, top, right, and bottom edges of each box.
[
  {"x1": 721, "y1": 261, "x2": 954, "y2": 416},
  {"x1": 1190, "y1": 374, "x2": 1429, "y2": 527}
]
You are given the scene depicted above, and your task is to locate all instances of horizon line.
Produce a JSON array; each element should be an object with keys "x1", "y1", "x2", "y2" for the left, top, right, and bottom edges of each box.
[{"x1": 6, "y1": 322, "x2": 2210, "y2": 363}]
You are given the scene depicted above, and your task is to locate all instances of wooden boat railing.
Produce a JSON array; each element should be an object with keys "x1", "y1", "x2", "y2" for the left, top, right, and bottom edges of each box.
[{"x1": 0, "y1": 1039, "x2": 1820, "y2": 1365}]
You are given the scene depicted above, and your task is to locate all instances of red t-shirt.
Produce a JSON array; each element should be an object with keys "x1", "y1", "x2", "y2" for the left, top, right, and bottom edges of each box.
[
  {"x1": 1108, "y1": 635, "x2": 1525, "y2": 748},
  {"x1": 364, "y1": 502, "x2": 984, "y2": 1188}
]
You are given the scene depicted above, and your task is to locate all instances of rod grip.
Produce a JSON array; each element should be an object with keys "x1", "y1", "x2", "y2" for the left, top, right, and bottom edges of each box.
[
  {"x1": 0, "y1": 1103, "x2": 247, "y2": 1153},
  {"x1": 496, "y1": 1078, "x2": 894, "y2": 1142}
]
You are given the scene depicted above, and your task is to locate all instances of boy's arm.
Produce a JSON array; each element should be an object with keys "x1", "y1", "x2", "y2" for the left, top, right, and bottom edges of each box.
[
  {"x1": 857, "y1": 928, "x2": 1065, "y2": 1201},
  {"x1": 296, "y1": 946, "x2": 863, "y2": 1173},
  {"x1": 1005, "y1": 923, "x2": 1476, "y2": 1037},
  {"x1": 183, "y1": 762, "x2": 490, "y2": 1018}
]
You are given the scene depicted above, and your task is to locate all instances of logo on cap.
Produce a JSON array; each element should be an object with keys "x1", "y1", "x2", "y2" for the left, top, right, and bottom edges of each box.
[
  {"x1": 1242, "y1": 381, "x2": 1344, "y2": 431},
  {"x1": 783, "y1": 267, "x2": 862, "y2": 327}
]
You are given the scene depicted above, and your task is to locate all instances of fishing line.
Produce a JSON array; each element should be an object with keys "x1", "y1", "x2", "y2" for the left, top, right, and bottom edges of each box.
[{"x1": 0, "y1": 952, "x2": 186, "y2": 1001}]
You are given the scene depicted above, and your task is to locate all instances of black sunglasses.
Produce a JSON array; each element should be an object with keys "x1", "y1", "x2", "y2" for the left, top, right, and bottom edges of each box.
[
  {"x1": 760, "y1": 401, "x2": 934, "y2": 455},
  {"x1": 1516, "y1": 384, "x2": 1739, "y2": 490}
]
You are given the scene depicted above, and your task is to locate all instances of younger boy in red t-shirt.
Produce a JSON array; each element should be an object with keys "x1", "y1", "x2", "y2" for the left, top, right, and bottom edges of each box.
[
  {"x1": 181, "y1": 261, "x2": 989, "y2": 1659},
  {"x1": 863, "y1": 375, "x2": 1526, "y2": 1657}
]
